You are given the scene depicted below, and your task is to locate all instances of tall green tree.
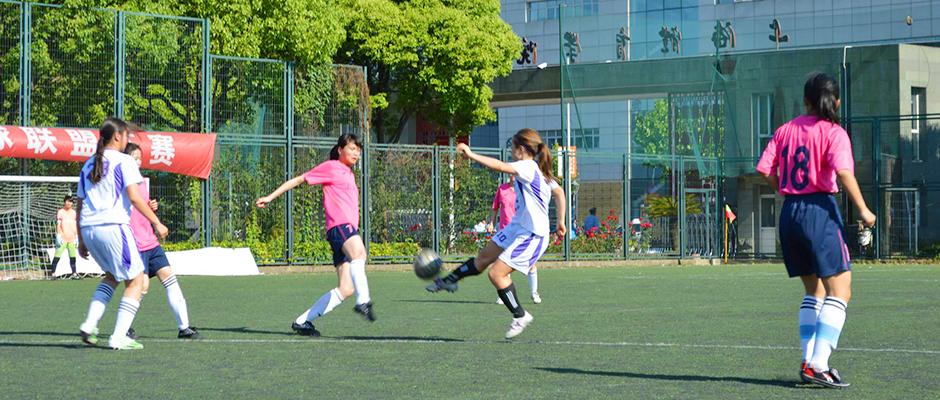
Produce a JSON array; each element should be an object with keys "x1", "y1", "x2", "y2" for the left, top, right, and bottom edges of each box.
[{"x1": 339, "y1": 0, "x2": 518, "y2": 142}]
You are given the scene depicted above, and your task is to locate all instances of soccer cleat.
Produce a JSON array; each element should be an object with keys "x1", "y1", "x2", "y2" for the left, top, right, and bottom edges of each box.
[
  {"x1": 807, "y1": 368, "x2": 850, "y2": 388},
  {"x1": 353, "y1": 302, "x2": 377, "y2": 322},
  {"x1": 178, "y1": 327, "x2": 201, "y2": 339},
  {"x1": 291, "y1": 321, "x2": 321, "y2": 337},
  {"x1": 531, "y1": 292, "x2": 542, "y2": 304},
  {"x1": 80, "y1": 328, "x2": 99, "y2": 346},
  {"x1": 425, "y1": 278, "x2": 458, "y2": 293},
  {"x1": 505, "y1": 311, "x2": 534, "y2": 339},
  {"x1": 126, "y1": 327, "x2": 138, "y2": 340},
  {"x1": 800, "y1": 362, "x2": 813, "y2": 383},
  {"x1": 108, "y1": 336, "x2": 144, "y2": 350},
  {"x1": 496, "y1": 297, "x2": 504, "y2": 305}
]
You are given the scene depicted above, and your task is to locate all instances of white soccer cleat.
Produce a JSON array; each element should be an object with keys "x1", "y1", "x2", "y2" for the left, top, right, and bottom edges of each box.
[
  {"x1": 108, "y1": 335, "x2": 144, "y2": 350},
  {"x1": 505, "y1": 311, "x2": 534, "y2": 339},
  {"x1": 531, "y1": 292, "x2": 542, "y2": 304}
]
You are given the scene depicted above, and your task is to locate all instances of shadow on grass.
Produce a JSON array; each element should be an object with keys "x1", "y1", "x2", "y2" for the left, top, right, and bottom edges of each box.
[
  {"x1": 335, "y1": 335, "x2": 464, "y2": 342},
  {"x1": 397, "y1": 299, "x2": 493, "y2": 305},
  {"x1": 535, "y1": 367, "x2": 805, "y2": 389},
  {"x1": 0, "y1": 330, "x2": 79, "y2": 338},
  {"x1": 198, "y1": 327, "x2": 296, "y2": 337},
  {"x1": 0, "y1": 342, "x2": 95, "y2": 350}
]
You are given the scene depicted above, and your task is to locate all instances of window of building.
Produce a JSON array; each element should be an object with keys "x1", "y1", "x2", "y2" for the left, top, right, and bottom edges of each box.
[
  {"x1": 527, "y1": 0, "x2": 598, "y2": 22},
  {"x1": 539, "y1": 128, "x2": 601, "y2": 150},
  {"x1": 911, "y1": 87, "x2": 926, "y2": 162},
  {"x1": 751, "y1": 93, "x2": 773, "y2": 156},
  {"x1": 760, "y1": 196, "x2": 776, "y2": 228}
]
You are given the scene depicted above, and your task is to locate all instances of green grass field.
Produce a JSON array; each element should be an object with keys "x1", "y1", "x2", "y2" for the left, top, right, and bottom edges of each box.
[{"x1": 1, "y1": 264, "x2": 938, "y2": 399}]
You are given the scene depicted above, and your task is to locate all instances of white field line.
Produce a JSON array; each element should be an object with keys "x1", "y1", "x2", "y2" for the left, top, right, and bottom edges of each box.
[{"x1": 2, "y1": 337, "x2": 938, "y2": 355}]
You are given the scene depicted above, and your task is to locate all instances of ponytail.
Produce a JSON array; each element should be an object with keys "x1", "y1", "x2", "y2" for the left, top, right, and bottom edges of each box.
[
  {"x1": 329, "y1": 145, "x2": 340, "y2": 160},
  {"x1": 535, "y1": 142, "x2": 555, "y2": 183},
  {"x1": 512, "y1": 128, "x2": 555, "y2": 184},
  {"x1": 91, "y1": 117, "x2": 129, "y2": 183},
  {"x1": 803, "y1": 72, "x2": 840, "y2": 124}
]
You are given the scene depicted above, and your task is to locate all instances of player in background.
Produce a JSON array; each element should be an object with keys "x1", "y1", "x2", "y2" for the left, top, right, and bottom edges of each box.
[
  {"x1": 123, "y1": 142, "x2": 200, "y2": 340},
  {"x1": 50, "y1": 195, "x2": 79, "y2": 279},
  {"x1": 756, "y1": 72, "x2": 876, "y2": 388},
  {"x1": 256, "y1": 133, "x2": 374, "y2": 336},
  {"x1": 427, "y1": 129, "x2": 566, "y2": 339},
  {"x1": 489, "y1": 175, "x2": 542, "y2": 305},
  {"x1": 76, "y1": 117, "x2": 169, "y2": 350}
]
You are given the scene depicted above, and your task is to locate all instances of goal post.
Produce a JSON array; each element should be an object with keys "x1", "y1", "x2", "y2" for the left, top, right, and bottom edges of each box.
[{"x1": 0, "y1": 175, "x2": 79, "y2": 280}]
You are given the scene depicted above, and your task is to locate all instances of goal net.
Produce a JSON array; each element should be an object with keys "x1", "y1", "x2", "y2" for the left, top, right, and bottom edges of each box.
[{"x1": 0, "y1": 176, "x2": 79, "y2": 280}]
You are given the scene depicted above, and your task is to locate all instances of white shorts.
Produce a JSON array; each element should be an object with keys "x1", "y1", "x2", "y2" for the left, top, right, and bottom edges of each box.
[
  {"x1": 492, "y1": 223, "x2": 547, "y2": 275},
  {"x1": 81, "y1": 224, "x2": 144, "y2": 282}
]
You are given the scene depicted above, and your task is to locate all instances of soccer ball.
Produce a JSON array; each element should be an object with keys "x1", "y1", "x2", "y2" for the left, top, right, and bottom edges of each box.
[{"x1": 413, "y1": 248, "x2": 443, "y2": 280}]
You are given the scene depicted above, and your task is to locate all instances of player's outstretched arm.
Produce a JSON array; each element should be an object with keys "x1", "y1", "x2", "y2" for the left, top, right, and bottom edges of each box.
[
  {"x1": 256, "y1": 175, "x2": 305, "y2": 208},
  {"x1": 456, "y1": 143, "x2": 516, "y2": 174},
  {"x1": 75, "y1": 199, "x2": 89, "y2": 259},
  {"x1": 837, "y1": 169, "x2": 876, "y2": 227},
  {"x1": 552, "y1": 186, "x2": 567, "y2": 237}
]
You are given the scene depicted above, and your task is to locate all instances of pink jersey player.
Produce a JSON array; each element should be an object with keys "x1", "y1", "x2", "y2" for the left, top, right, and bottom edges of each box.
[{"x1": 756, "y1": 115, "x2": 855, "y2": 195}]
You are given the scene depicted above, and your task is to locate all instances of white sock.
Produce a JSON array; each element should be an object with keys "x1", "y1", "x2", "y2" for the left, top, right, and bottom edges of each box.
[
  {"x1": 348, "y1": 259, "x2": 371, "y2": 305},
  {"x1": 295, "y1": 288, "x2": 344, "y2": 323},
  {"x1": 80, "y1": 282, "x2": 115, "y2": 333},
  {"x1": 799, "y1": 295, "x2": 823, "y2": 363},
  {"x1": 162, "y1": 275, "x2": 190, "y2": 330},
  {"x1": 810, "y1": 296, "x2": 848, "y2": 372},
  {"x1": 112, "y1": 297, "x2": 140, "y2": 340},
  {"x1": 528, "y1": 269, "x2": 539, "y2": 295}
]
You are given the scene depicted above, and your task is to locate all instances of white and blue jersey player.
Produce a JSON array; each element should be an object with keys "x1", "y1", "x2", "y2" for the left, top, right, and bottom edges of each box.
[
  {"x1": 76, "y1": 118, "x2": 169, "y2": 350},
  {"x1": 427, "y1": 129, "x2": 567, "y2": 339}
]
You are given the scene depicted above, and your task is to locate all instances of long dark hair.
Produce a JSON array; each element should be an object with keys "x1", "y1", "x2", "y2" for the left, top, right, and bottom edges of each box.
[
  {"x1": 512, "y1": 128, "x2": 555, "y2": 183},
  {"x1": 329, "y1": 133, "x2": 363, "y2": 161},
  {"x1": 804, "y1": 72, "x2": 840, "y2": 124},
  {"x1": 90, "y1": 117, "x2": 129, "y2": 183},
  {"x1": 123, "y1": 142, "x2": 141, "y2": 155}
]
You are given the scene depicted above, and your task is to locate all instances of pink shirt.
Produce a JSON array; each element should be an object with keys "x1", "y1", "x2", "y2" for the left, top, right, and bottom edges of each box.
[
  {"x1": 303, "y1": 160, "x2": 360, "y2": 230},
  {"x1": 129, "y1": 178, "x2": 160, "y2": 251},
  {"x1": 57, "y1": 208, "x2": 78, "y2": 243},
  {"x1": 491, "y1": 182, "x2": 516, "y2": 230},
  {"x1": 756, "y1": 115, "x2": 854, "y2": 195}
]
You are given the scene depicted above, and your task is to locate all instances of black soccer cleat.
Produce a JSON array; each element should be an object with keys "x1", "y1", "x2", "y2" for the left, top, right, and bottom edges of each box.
[
  {"x1": 353, "y1": 302, "x2": 377, "y2": 322},
  {"x1": 291, "y1": 321, "x2": 321, "y2": 337},
  {"x1": 126, "y1": 327, "x2": 139, "y2": 340},
  {"x1": 425, "y1": 278, "x2": 458, "y2": 293},
  {"x1": 807, "y1": 368, "x2": 850, "y2": 388},
  {"x1": 178, "y1": 327, "x2": 201, "y2": 339}
]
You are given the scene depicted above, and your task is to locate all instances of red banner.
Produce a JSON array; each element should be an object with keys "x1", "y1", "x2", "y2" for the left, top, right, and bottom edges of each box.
[{"x1": 0, "y1": 126, "x2": 216, "y2": 179}]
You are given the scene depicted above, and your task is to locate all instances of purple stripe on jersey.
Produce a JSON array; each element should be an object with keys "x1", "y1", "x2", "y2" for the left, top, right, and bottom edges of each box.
[
  {"x1": 113, "y1": 163, "x2": 124, "y2": 206},
  {"x1": 528, "y1": 236, "x2": 545, "y2": 267},
  {"x1": 511, "y1": 233, "x2": 535, "y2": 259},
  {"x1": 515, "y1": 179, "x2": 524, "y2": 212},
  {"x1": 530, "y1": 174, "x2": 541, "y2": 199},
  {"x1": 121, "y1": 227, "x2": 131, "y2": 271}
]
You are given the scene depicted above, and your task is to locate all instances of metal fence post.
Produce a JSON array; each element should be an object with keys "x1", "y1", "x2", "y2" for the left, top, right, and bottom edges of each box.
[
  {"x1": 18, "y1": 0, "x2": 30, "y2": 126},
  {"x1": 113, "y1": 10, "x2": 125, "y2": 118},
  {"x1": 622, "y1": 153, "x2": 629, "y2": 260},
  {"x1": 432, "y1": 145, "x2": 441, "y2": 253},
  {"x1": 872, "y1": 120, "x2": 882, "y2": 258},
  {"x1": 200, "y1": 20, "x2": 212, "y2": 248},
  {"x1": 285, "y1": 61, "x2": 295, "y2": 263}
]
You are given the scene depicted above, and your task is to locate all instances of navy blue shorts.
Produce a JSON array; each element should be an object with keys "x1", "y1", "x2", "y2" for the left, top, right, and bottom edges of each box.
[
  {"x1": 326, "y1": 224, "x2": 358, "y2": 267},
  {"x1": 140, "y1": 245, "x2": 170, "y2": 278},
  {"x1": 779, "y1": 193, "x2": 852, "y2": 278}
]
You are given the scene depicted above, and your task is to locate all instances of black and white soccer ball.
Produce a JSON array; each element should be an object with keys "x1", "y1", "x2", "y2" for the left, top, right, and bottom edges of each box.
[{"x1": 413, "y1": 248, "x2": 443, "y2": 280}]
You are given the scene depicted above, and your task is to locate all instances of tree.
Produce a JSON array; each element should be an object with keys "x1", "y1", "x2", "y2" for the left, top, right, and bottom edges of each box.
[{"x1": 339, "y1": 0, "x2": 518, "y2": 142}]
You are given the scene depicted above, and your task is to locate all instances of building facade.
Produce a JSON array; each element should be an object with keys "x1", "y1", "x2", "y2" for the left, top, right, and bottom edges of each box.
[{"x1": 476, "y1": 0, "x2": 940, "y2": 258}]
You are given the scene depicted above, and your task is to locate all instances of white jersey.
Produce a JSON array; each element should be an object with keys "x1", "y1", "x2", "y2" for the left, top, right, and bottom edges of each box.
[
  {"x1": 510, "y1": 159, "x2": 559, "y2": 237},
  {"x1": 77, "y1": 149, "x2": 143, "y2": 227}
]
